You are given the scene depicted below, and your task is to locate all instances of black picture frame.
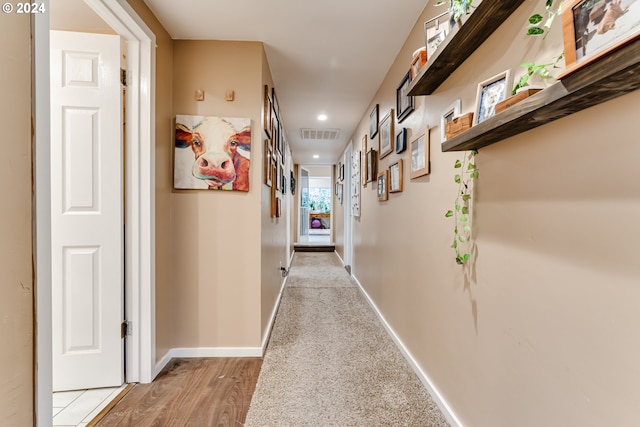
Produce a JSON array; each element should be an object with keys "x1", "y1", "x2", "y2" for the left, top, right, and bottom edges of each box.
[
  {"x1": 396, "y1": 71, "x2": 414, "y2": 123},
  {"x1": 369, "y1": 104, "x2": 379, "y2": 139},
  {"x1": 290, "y1": 171, "x2": 296, "y2": 195},
  {"x1": 396, "y1": 128, "x2": 407, "y2": 154}
]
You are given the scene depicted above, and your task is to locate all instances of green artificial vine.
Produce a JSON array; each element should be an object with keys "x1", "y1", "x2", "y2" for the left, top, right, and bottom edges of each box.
[
  {"x1": 435, "y1": 0, "x2": 473, "y2": 23},
  {"x1": 527, "y1": 0, "x2": 563, "y2": 37},
  {"x1": 445, "y1": 150, "x2": 478, "y2": 265},
  {"x1": 511, "y1": 52, "x2": 565, "y2": 94},
  {"x1": 513, "y1": 1, "x2": 566, "y2": 94}
]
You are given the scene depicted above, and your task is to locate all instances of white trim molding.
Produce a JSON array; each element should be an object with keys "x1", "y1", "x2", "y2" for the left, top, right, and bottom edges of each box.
[
  {"x1": 261, "y1": 262, "x2": 291, "y2": 354},
  {"x1": 351, "y1": 274, "x2": 463, "y2": 427},
  {"x1": 36, "y1": 1, "x2": 156, "y2": 425},
  {"x1": 154, "y1": 347, "x2": 263, "y2": 378}
]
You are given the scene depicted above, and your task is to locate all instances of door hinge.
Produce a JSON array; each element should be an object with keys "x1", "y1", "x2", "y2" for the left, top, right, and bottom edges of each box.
[
  {"x1": 120, "y1": 69, "x2": 127, "y2": 86},
  {"x1": 121, "y1": 321, "x2": 132, "y2": 338}
]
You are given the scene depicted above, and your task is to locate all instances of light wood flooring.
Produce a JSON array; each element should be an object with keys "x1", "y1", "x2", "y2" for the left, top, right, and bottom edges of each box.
[{"x1": 94, "y1": 358, "x2": 262, "y2": 426}]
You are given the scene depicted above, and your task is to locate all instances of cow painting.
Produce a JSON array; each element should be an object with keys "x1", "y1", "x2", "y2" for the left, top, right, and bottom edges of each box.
[{"x1": 174, "y1": 115, "x2": 251, "y2": 191}]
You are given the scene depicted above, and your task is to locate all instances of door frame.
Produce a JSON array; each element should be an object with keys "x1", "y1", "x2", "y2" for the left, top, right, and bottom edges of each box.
[{"x1": 34, "y1": 0, "x2": 156, "y2": 424}]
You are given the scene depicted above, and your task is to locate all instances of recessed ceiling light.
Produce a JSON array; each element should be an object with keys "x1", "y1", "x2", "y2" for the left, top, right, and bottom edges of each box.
[
  {"x1": 313, "y1": 154, "x2": 319, "y2": 159},
  {"x1": 317, "y1": 114, "x2": 327, "y2": 121}
]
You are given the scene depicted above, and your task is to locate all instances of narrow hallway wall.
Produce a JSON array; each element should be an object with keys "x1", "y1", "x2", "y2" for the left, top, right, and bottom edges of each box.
[
  {"x1": 0, "y1": 12, "x2": 33, "y2": 427},
  {"x1": 348, "y1": 1, "x2": 640, "y2": 425}
]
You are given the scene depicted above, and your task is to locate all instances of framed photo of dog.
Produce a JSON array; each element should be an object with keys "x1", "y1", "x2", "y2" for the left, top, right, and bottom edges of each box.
[
  {"x1": 473, "y1": 70, "x2": 511, "y2": 125},
  {"x1": 560, "y1": 0, "x2": 640, "y2": 77}
]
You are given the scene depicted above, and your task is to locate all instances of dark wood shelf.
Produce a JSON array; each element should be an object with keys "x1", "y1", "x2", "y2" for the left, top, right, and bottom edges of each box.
[
  {"x1": 407, "y1": 0, "x2": 526, "y2": 96},
  {"x1": 441, "y1": 37, "x2": 640, "y2": 152}
]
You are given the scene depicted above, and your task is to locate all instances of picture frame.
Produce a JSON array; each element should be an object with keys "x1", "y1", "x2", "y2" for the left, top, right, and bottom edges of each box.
[
  {"x1": 271, "y1": 113, "x2": 279, "y2": 155},
  {"x1": 410, "y1": 128, "x2": 430, "y2": 180},
  {"x1": 440, "y1": 98, "x2": 461, "y2": 142},
  {"x1": 377, "y1": 170, "x2": 388, "y2": 201},
  {"x1": 174, "y1": 115, "x2": 251, "y2": 191},
  {"x1": 362, "y1": 135, "x2": 368, "y2": 188},
  {"x1": 351, "y1": 150, "x2": 361, "y2": 217},
  {"x1": 561, "y1": 0, "x2": 640, "y2": 77},
  {"x1": 263, "y1": 85, "x2": 272, "y2": 139},
  {"x1": 340, "y1": 162, "x2": 345, "y2": 181},
  {"x1": 337, "y1": 182, "x2": 343, "y2": 205},
  {"x1": 396, "y1": 71, "x2": 414, "y2": 123},
  {"x1": 424, "y1": 11, "x2": 450, "y2": 58},
  {"x1": 337, "y1": 161, "x2": 343, "y2": 181},
  {"x1": 410, "y1": 49, "x2": 427, "y2": 80},
  {"x1": 271, "y1": 87, "x2": 279, "y2": 117},
  {"x1": 395, "y1": 127, "x2": 407, "y2": 154},
  {"x1": 366, "y1": 149, "x2": 377, "y2": 183},
  {"x1": 290, "y1": 171, "x2": 296, "y2": 195},
  {"x1": 389, "y1": 159, "x2": 403, "y2": 193},
  {"x1": 275, "y1": 153, "x2": 283, "y2": 192},
  {"x1": 264, "y1": 139, "x2": 273, "y2": 187},
  {"x1": 474, "y1": 70, "x2": 511, "y2": 125},
  {"x1": 378, "y1": 109, "x2": 394, "y2": 159},
  {"x1": 369, "y1": 104, "x2": 379, "y2": 139}
]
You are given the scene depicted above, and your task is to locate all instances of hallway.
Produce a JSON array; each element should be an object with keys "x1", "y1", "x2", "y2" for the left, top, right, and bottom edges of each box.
[{"x1": 93, "y1": 251, "x2": 448, "y2": 426}]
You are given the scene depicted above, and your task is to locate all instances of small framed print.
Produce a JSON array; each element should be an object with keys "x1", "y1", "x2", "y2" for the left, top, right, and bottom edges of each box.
[
  {"x1": 474, "y1": 70, "x2": 511, "y2": 125},
  {"x1": 396, "y1": 127, "x2": 408, "y2": 154},
  {"x1": 410, "y1": 129, "x2": 430, "y2": 180},
  {"x1": 389, "y1": 159, "x2": 403, "y2": 193},
  {"x1": 377, "y1": 170, "x2": 388, "y2": 201},
  {"x1": 396, "y1": 71, "x2": 414, "y2": 123},
  {"x1": 441, "y1": 99, "x2": 461, "y2": 142},
  {"x1": 263, "y1": 85, "x2": 272, "y2": 139},
  {"x1": 424, "y1": 11, "x2": 450, "y2": 58},
  {"x1": 366, "y1": 149, "x2": 377, "y2": 183},
  {"x1": 369, "y1": 104, "x2": 379, "y2": 139},
  {"x1": 378, "y1": 109, "x2": 395, "y2": 159},
  {"x1": 362, "y1": 135, "x2": 368, "y2": 187},
  {"x1": 264, "y1": 139, "x2": 273, "y2": 187}
]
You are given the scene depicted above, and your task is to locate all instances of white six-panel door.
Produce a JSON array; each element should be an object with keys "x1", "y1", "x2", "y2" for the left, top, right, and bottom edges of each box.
[{"x1": 50, "y1": 30, "x2": 123, "y2": 391}]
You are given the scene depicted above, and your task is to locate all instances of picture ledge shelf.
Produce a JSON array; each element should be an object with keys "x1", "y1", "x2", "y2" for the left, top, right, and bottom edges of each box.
[
  {"x1": 441, "y1": 37, "x2": 640, "y2": 152},
  {"x1": 408, "y1": 0, "x2": 526, "y2": 96}
]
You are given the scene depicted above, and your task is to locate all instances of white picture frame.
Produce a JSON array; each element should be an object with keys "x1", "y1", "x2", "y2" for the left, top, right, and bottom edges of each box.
[
  {"x1": 440, "y1": 98, "x2": 461, "y2": 142},
  {"x1": 473, "y1": 70, "x2": 512, "y2": 125}
]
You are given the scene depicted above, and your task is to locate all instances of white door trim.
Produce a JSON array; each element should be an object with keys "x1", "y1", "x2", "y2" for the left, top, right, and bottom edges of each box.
[{"x1": 34, "y1": 0, "x2": 156, "y2": 425}]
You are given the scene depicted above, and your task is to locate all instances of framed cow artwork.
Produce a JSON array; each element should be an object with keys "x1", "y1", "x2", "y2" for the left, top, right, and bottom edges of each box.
[{"x1": 174, "y1": 115, "x2": 251, "y2": 191}]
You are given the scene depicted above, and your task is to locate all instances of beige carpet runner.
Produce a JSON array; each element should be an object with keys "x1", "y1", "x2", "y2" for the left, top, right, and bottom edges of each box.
[{"x1": 245, "y1": 252, "x2": 449, "y2": 426}]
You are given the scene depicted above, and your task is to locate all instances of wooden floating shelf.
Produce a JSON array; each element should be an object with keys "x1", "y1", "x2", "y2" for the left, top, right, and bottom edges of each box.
[
  {"x1": 408, "y1": 0, "x2": 526, "y2": 96},
  {"x1": 441, "y1": 37, "x2": 640, "y2": 152}
]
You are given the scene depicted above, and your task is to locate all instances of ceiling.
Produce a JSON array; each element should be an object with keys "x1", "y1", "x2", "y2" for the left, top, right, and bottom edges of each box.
[{"x1": 143, "y1": 0, "x2": 428, "y2": 165}]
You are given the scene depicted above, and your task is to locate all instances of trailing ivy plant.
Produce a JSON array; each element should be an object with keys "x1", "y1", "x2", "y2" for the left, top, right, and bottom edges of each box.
[
  {"x1": 435, "y1": 0, "x2": 473, "y2": 23},
  {"x1": 513, "y1": 1, "x2": 566, "y2": 94},
  {"x1": 527, "y1": 0, "x2": 563, "y2": 37},
  {"x1": 511, "y1": 52, "x2": 564, "y2": 94},
  {"x1": 445, "y1": 150, "x2": 478, "y2": 265}
]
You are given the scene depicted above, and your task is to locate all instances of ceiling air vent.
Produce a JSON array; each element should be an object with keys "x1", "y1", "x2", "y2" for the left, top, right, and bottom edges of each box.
[{"x1": 300, "y1": 128, "x2": 340, "y2": 141}]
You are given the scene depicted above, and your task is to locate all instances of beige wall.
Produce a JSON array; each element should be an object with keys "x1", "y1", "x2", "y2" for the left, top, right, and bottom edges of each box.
[
  {"x1": 0, "y1": 13, "x2": 33, "y2": 427},
  {"x1": 171, "y1": 40, "x2": 263, "y2": 348},
  {"x1": 260, "y1": 46, "x2": 290, "y2": 341},
  {"x1": 347, "y1": 1, "x2": 640, "y2": 425},
  {"x1": 127, "y1": 0, "x2": 178, "y2": 362}
]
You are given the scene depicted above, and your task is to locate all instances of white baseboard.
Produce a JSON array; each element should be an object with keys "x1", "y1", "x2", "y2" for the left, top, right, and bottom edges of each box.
[
  {"x1": 154, "y1": 253, "x2": 295, "y2": 378},
  {"x1": 261, "y1": 267, "x2": 290, "y2": 353},
  {"x1": 350, "y1": 274, "x2": 463, "y2": 427},
  {"x1": 153, "y1": 346, "x2": 263, "y2": 378}
]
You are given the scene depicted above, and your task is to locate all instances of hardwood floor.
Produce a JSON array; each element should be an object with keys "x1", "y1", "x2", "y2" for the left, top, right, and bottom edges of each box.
[{"x1": 94, "y1": 358, "x2": 262, "y2": 426}]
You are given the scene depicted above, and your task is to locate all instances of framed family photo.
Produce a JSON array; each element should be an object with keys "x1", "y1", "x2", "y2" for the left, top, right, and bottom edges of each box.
[{"x1": 369, "y1": 104, "x2": 379, "y2": 139}]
